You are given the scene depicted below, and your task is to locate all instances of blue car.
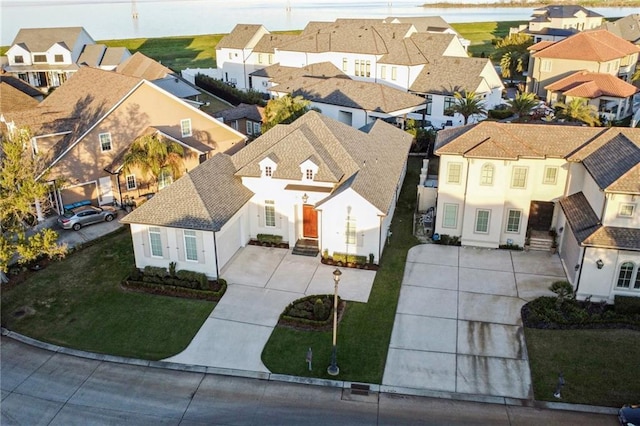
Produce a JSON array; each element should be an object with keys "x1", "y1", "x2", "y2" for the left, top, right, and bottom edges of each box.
[{"x1": 619, "y1": 405, "x2": 640, "y2": 426}]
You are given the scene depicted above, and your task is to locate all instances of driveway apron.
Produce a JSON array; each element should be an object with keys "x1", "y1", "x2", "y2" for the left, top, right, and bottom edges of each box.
[
  {"x1": 164, "y1": 245, "x2": 376, "y2": 372},
  {"x1": 382, "y1": 244, "x2": 565, "y2": 399}
]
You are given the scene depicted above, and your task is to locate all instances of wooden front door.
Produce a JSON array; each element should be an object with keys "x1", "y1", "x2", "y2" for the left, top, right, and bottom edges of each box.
[
  {"x1": 528, "y1": 201, "x2": 554, "y2": 231},
  {"x1": 303, "y1": 204, "x2": 318, "y2": 238}
]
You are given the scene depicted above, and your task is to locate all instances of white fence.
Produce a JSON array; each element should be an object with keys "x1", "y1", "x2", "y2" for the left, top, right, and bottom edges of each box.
[{"x1": 181, "y1": 68, "x2": 223, "y2": 84}]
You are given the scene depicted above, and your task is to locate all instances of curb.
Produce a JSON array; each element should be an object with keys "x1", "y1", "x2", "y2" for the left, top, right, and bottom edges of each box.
[{"x1": 0, "y1": 328, "x2": 619, "y2": 416}]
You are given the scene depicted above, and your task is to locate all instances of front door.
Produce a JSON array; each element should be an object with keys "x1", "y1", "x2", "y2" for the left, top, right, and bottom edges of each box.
[
  {"x1": 528, "y1": 201, "x2": 554, "y2": 231},
  {"x1": 303, "y1": 204, "x2": 318, "y2": 238},
  {"x1": 98, "y1": 176, "x2": 114, "y2": 205}
]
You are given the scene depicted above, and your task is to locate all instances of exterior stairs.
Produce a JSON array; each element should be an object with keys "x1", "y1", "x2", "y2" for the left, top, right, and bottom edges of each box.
[
  {"x1": 292, "y1": 239, "x2": 319, "y2": 257},
  {"x1": 528, "y1": 230, "x2": 554, "y2": 251}
]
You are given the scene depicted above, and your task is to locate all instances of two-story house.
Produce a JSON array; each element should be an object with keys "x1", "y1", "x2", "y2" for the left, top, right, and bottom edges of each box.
[
  {"x1": 510, "y1": 5, "x2": 604, "y2": 43},
  {"x1": 121, "y1": 111, "x2": 412, "y2": 278},
  {"x1": 1, "y1": 66, "x2": 246, "y2": 216},
  {"x1": 433, "y1": 122, "x2": 640, "y2": 302},
  {"x1": 2, "y1": 27, "x2": 131, "y2": 92},
  {"x1": 598, "y1": 14, "x2": 640, "y2": 46},
  {"x1": 526, "y1": 29, "x2": 640, "y2": 98},
  {"x1": 215, "y1": 24, "x2": 270, "y2": 90}
]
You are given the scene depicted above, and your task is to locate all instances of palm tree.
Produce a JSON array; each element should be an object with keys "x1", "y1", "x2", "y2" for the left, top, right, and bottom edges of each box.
[
  {"x1": 553, "y1": 98, "x2": 601, "y2": 127},
  {"x1": 632, "y1": 68, "x2": 640, "y2": 83},
  {"x1": 121, "y1": 133, "x2": 186, "y2": 192},
  {"x1": 499, "y1": 51, "x2": 526, "y2": 80},
  {"x1": 495, "y1": 33, "x2": 533, "y2": 80},
  {"x1": 452, "y1": 91, "x2": 487, "y2": 125},
  {"x1": 262, "y1": 94, "x2": 312, "y2": 132},
  {"x1": 508, "y1": 91, "x2": 538, "y2": 119}
]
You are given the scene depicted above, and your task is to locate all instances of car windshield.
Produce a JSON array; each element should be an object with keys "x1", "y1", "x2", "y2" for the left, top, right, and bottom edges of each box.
[{"x1": 62, "y1": 210, "x2": 75, "y2": 218}]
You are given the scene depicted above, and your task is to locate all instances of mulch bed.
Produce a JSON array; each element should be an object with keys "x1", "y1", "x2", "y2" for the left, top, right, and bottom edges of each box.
[
  {"x1": 121, "y1": 279, "x2": 226, "y2": 302},
  {"x1": 521, "y1": 301, "x2": 640, "y2": 331}
]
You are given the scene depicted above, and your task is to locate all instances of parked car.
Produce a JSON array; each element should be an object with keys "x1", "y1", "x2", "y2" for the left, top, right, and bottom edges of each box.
[
  {"x1": 57, "y1": 205, "x2": 117, "y2": 231},
  {"x1": 619, "y1": 404, "x2": 640, "y2": 426}
]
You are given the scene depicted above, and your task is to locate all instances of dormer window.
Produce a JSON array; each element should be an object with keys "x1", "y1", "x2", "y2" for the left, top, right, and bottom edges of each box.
[
  {"x1": 259, "y1": 156, "x2": 277, "y2": 178},
  {"x1": 300, "y1": 158, "x2": 318, "y2": 181},
  {"x1": 305, "y1": 169, "x2": 314, "y2": 180},
  {"x1": 54, "y1": 54, "x2": 64, "y2": 63},
  {"x1": 33, "y1": 54, "x2": 46, "y2": 63},
  {"x1": 265, "y1": 166, "x2": 272, "y2": 177},
  {"x1": 14, "y1": 55, "x2": 24, "y2": 64}
]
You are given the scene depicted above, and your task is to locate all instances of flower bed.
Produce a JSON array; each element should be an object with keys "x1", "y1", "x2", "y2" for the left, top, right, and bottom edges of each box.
[
  {"x1": 320, "y1": 251, "x2": 379, "y2": 270},
  {"x1": 247, "y1": 234, "x2": 289, "y2": 248},
  {"x1": 278, "y1": 294, "x2": 346, "y2": 331}
]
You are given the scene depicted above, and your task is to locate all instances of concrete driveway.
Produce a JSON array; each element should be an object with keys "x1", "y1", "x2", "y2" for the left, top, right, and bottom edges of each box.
[
  {"x1": 382, "y1": 244, "x2": 566, "y2": 399},
  {"x1": 164, "y1": 245, "x2": 377, "y2": 371}
]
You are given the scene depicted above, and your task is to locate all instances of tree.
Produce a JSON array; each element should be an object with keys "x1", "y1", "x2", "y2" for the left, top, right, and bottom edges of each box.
[
  {"x1": 494, "y1": 33, "x2": 533, "y2": 80},
  {"x1": 262, "y1": 95, "x2": 312, "y2": 132},
  {"x1": 554, "y1": 98, "x2": 601, "y2": 127},
  {"x1": 0, "y1": 127, "x2": 66, "y2": 281},
  {"x1": 508, "y1": 91, "x2": 538, "y2": 118},
  {"x1": 452, "y1": 91, "x2": 487, "y2": 125},
  {"x1": 633, "y1": 68, "x2": 640, "y2": 83},
  {"x1": 121, "y1": 133, "x2": 186, "y2": 192}
]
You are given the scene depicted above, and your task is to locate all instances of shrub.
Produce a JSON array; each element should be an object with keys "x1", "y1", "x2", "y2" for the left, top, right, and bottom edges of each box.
[
  {"x1": 369, "y1": 253, "x2": 375, "y2": 264},
  {"x1": 435, "y1": 234, "x2": 461, "y2": 246},
  {"x1": 144, "y1": 266, "x2": 167, "y2": 278},
  {"x1": 332, "y1": 252, "x2": 367, "y2": 265},
  {"x1": 195, "y1": 74, "x2": 267, "y2": 106},
  {"x1": 257, "y1": 234, "x2": 283, "y2": 244},
  {"x1": 313, "y1": 298, "x2": 326, "y2": 320},
  {"x1": 168, "y1": 261, "x2": 177, "y2": 277},
  {"x1": 549, "y1": 280, "x2": 574, "y2": 304},
  {"x1": 499, "y1": 244, "x2": 522, "y2": 251},
  {"x1": 176, "y1": 270, "x2": 208, "y2": 290},
  {"x1": 488, "y1": 109, "x2": 513, "y2": 120},
  {"x1": 615, "y1": 295, "x2": 640, "y2": 316},
  {"x1": 322, "y1": 249, "x2": 329, "y2": 260},
  {"x1": 130, "y1": 267, "x2": 141, "y2": 281}
]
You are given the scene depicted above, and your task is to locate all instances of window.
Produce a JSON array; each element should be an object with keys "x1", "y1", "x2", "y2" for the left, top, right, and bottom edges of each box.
[
  {"x1": 355, "y1": 60, "x2": 360, "y2": 76},
  {"x1": 54, "y1": 54, "x2": 64, "y2": 62},
  {"x1": 253, "y1": 122, "x2": 261, "y2": 135},
  {"x1": 265, "y1": 200, "x2": 275, "y2": 227},
  {"x1": 391, "y1": 66, "x2": 397, "y2": 81},
  {"x1": 511, "y1": 166, "x2": 528, "y2": 188},
  {"x1": 265, "y1": 166, "x2": 272, "y2": 177},
  {"x1": 268, "y1": 54, "x2": 273, "y2": 64},
  {"x1": 506, "y1": 209, "x2": 521, "y2": 233},
  {"x1": 365, "y1": 60, "x2": 371, "y2": 77},
  {"x1": 228, "y1": 52, "x2": 232, "y2": 59},
  {"x1": 475, "y1": 209, "x2": 490, "y2": 233},
  {"x1": 180, "y1": 119, "x2": 192, "y2": 137},
  {"x1": 33, "y1": 54, "x2": 46, "y2": 63},
  {"x1": 543, "y1": 166, "x2": 558, "y2": 184},
  {"x1": 541, "y1": 60, "x2": 552, "y2": 72},
  {"x1": 619, "y1": 204, "x2": 635, "y2": 218},
  {"x1": 184, "y1": 230, "x2": 198, "y2": 261},
  {"x1": 258, "y1": 53, "x2": 263, "y2": 64},
  {"x1": 14, "y1": 55, "x2": 24, "y2": 64},
  {"x1": 380, "y1": 65, "x2": 386, "y2": 79},
  {"x1": 126, "y1": 174, "x2": 136, "y2": 190},
  {"x1": 345, "y1": 216, "x2": 356, "y2": 245},
  {"x1": 444, "y1": 97, "x2": 455, "y2": 116},
  {"x1": 246, "y1": 120, "x2": 253, "y2": 135},
  {"x1": 305, "y1": 169, "x2": 314, "y2": 180},
  {"x1": 425, "y1": 95, "x2": 432, "y2": 115},
  {"x1": 149, "y1": 227, "x2": 163, "y2": 257},
  {"x1": 480, "y1": 163, "x2": 494, "y2": 186},
  {"x1": 617, "y1": 262, "x2": 635, "y2": 289},
  {"x1": 99, "y1": 133, "x2": 112, "y2": 151},
  {"x1": 342, "y1": 58, "x2": 348, "y2": 72},
  {"x1": 158, "y1": 169, "x2": 173, "y2": 190},
  {"x1": 442, "y1": 204, "x2": 458, "y2": 228},
  {"x1": 447, "y1": 163, "x2": 462, "y2": 184}
]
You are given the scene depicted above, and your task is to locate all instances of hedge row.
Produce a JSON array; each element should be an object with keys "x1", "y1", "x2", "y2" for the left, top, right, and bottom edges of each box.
[
  {"x1": 122, "y1": 279, "x2": 226, "y2": 302},
  {"x1": 140, "y1": 266, "x2": 209, "y2": 290},
  {"x1": 257, "y1": 234, "x2": 283, "y2": 244},
  {"x1": 195, "y1": 74, "x2": 267, "y2": 106},
  {"x1": 615, "y1": 295, "x2": 640, "y2": 315},
  {"x1": 331, "y1": 252, "x2": 367, "y2": 265}
]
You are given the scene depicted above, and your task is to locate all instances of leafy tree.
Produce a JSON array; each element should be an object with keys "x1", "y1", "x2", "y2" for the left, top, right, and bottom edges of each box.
[
  {"x1": 508, "y1": 91, "x2": 538, "y2": 118},
  {"x1": 452, "y1": 91, "x2": 487, "y2": 125},
  {"x1": 633, "y1": 68, "x2": 640, "y2": 82},
  {"x1": 554, "y1": 98, "x2": 601, "y2": 127},
  {"x1": 0, "y1": 127, "x2": 66, "y2": 281},
  {"x1": 262, "y1": 94, "x2": 312, "y2": 132},
  {"x1": 495, "y1": 33, "x2": 533, "y2": 79},
  {"x1": 121, "y1": 133, "x2": 186, "y2": 192}
]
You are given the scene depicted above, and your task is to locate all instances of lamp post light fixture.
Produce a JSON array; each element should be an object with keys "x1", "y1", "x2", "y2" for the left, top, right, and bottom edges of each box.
[{"x1": 327, "y1": 268, "x2": 342, "y2": 376}]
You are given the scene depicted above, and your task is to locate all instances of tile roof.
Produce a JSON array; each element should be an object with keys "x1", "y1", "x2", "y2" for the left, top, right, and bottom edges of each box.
[
  {"x1": 10, "y1": 27, "x2": 91, "y2": 52},
  {"x1": 409, "y1": 56, "x2": 491, "y2": 94},
  {"x1": 116, "y1": 52, "x2": 172, "y2": 80},
  {"x1": 531, "y1": 29, "x2": 640, "y2": 61},
  {"x1": 272, "y1": 76, "x2": 425, "y2": 113},
  {"x1": 582, "y1": 227, "x2": 640, "y2": 251},
  {"x1": 214, "y1": 103, "x2": 265, "y2": 122},
  {"x1": 216, "y1": 24, "x2": 265, "y2": 49},
  {"x1": 121, "y1": 154, "x2": 254, "y2": 231},
  {"x1": 582, "y1": 133, "x2": 640, "y2": 193},
  {"x1": 599, "y1": 14, "x2": 640, "y2": 44},
  {"x1": 559, "y1": 192, "x2": 601, "y2": 243},
  {"x1": 544, "y1": 71, "x2": 638, "y2": 98}
]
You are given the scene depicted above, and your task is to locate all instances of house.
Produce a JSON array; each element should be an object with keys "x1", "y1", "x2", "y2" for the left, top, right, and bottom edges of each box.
[
  {"x1": 433, "y1": 122, "x2": 640, "y2": 302},
  {"x1": 213, "y1": 103, "x2": 265, "y2": 139},
  {"x1": 510, "y1": 5, "x2": 604, "y2": 43},
  {"x1": 215, "y1": 24, "x2": 270, "y2": 90},
  {"x1": 544, "y1": 71, "x2": 639, "y2": 122},
  {"x1": 1, "y1": 66, "x2": 246, "y2": 216},
  {"x1": 598, "y1": 14, "x2": 640, "y2": 45},
  {"x1": 2, "y1": 27, "x2": 131, "y2": 92},
  {"x1": 121, "y1": 111, "x2": 412, "y2": 278},
  {"x1": 526, "y1": 29, "x2": 640, "y2": 98}
]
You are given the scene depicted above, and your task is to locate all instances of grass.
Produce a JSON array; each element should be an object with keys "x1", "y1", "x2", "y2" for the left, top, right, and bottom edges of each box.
[
  {"x1": 451, "y1": 21, "x2": 525, "y2": 58},
  {"x1": 261, "y1": 156, "x2": 422, "y2": 383},
  {"x1": 525, "y1": 328, "x2": 640, "y2": 407},
  {"x1": 0, "y1": 228, "x2": 214, "y2": 360}
]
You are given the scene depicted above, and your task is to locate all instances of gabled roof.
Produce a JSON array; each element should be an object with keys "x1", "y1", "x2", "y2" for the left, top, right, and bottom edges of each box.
[
  {"x1": 598, "y1": 14, "x2": 640, "y2": 44},
  {"x1": 216, "y1": 24, "x2": 265, "y2": 49},
  {"x1": 583, "y1": 227, "x2": 640, "y2": 251},
  {"x1": 152, "y1": 76, "x2": 201, "y2": 99},
  {"x1": 116, "y1": 52, "x2": 172, "y2": 80},
  {"x1": 384, "y1": 16, "x2": 454, "y2": 33},
  {"x1": 10, "y1": 27, "x2": 92, "y2": 52},
  {"x1": 214, "y1": 103, "x2": 265, "y2": 123},
  {"x1": 121, "y1": 154, "x2": 254, "y2": 232},
  {"x1": 531, "y1": 29, "x2": 640, "y2": 61},
  {"x1": 77, "y1": 44, "x2": 106, "y2": 67},
  {"x1": 559, "y1": 191, "x2": 601, "y2": 243},
  {"x1": 409, "y1": 56, "x2": 491, "y2": 95},
  {"x1": 253, "y1": 33, "x2": 298, "y2": 53},
  {"x1": 532, "y1": 5, "x2": 603, "y2": 20},
  {"x1": 272, "y1": 76, "x2": 425, "y2": 113},
  {"x1": 251, "y1": 62, "x2": 347, "y2": 80},
  {"x1": 544, "y1": 71, "x2": 638, "y2": 98},
  {"x1": 0, "y1": 81, "x2": 40, "y2": 112},
  {"x1": 0, "y1": 73, "x2": 42, "y2": 98},
  {"x1": 100, "y1": 47, "x2": 130, "y2": 67},
  {"x1": 582, "y1": 133, "x2": 640, "y2": 193}
]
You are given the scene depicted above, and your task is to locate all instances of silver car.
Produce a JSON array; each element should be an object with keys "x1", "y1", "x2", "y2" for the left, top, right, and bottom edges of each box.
[{"x1": 57, "y1": 205, "x2": 117, "y2": 231}]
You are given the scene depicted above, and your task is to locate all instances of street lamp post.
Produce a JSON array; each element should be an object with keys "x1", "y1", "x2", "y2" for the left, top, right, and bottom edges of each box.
[{"x1": 327, "y1": 268, "x2": 342, "y2": 376}]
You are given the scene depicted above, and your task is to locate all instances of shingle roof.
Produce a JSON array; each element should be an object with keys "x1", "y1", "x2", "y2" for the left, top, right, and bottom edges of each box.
[
  {"x1": 77, "y1": 44, "x2": 106, "y2": 67},
  {"x1": 544, "y1": 71, "x2": 638, "y2": 98},
  {"x1": 253, "y1": 33, "x2": 298, "y2": 53},
  {"x1": 10, "y1": 27, "x2": 91, "y2": 52},
  {"x1": 116, "y1": 52, "x2": 172, "y2": 80},
  {"x1": 216, "y1": 24, "x2": 265, "y2": 49},
  {"x1": 152, "y1": 76, "x2": 201, "y2": 99},
  {"x1": 567, "y1": 127, "x2": 640, "y2": 161},
  {"x1": 559, "y1": 192, "x2": 601, "y2": 243},
  {"x1": 100, "y1": 47, "x2": 130, "y2": 67},
  {"x1": 0, "y1": 81, "x2": 40, "y2": 112},
  {"x1": 599, "y1": 14, "x2": 640, "y2": 44},
  {"x1": 531, "y1": 29, "x2": 640, "y2": 61},
  {"x1": 409, "y1": 56, "x2": 490, "y2": 94},
  {"x1": 251, "y1": 62, "x2": 347, "y2": 80},
  {"x1": 384, "y1": 16, "x2": 454, "y2": 33},
  {"x1": 582, "y1": 133, "x2": 640, "y2": 193},
  {"x1": 582, "y1": 227, "x2": 640, "y2": 251},
  {"x1": 214, "y1": 103, "x2": 265, "y2": 122},
  {"x1": 121, "y1": 154, "x2": 254, "y2": 231},
  {"x1": 532, "y1": 5, "x2": 603, "y2": 19}
]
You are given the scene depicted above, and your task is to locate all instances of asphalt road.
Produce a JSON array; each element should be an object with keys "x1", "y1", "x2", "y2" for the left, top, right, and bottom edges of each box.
[{"x1": 1, "y1": 337, "x2": 618, "y2": 426}]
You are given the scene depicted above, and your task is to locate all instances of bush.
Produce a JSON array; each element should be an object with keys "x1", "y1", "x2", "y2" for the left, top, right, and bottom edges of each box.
[
  {"x1": 488, "y1": 109, "x2": 513, "y2": 120},
  {"x1": 332, "y1": 252, "x2": 367, "y2": 265},
  {"x1": 313, "y1": 298, "x2": 326, "y2": 320},
  {"x1": 549, "y1": 280, "x2": 574, "y2": 303},
  {"x1": 195, "y1": 74, "x2": 267, "y2": 106},
  {"x1": 434, "y1": 234, "x2": 461, "y2": 246},
  {"x1": 144, "y1": 266, "x2": 168, "y2": 278},
  {"x1": 615, "y1": 295, "x2": 640, "y2": 316},
  {"x1": 175, "y1": 270, "x2": 208, "y2": 290},
  {"x1": 257, "y1": 234, "x2": 283, "y2": 245}
]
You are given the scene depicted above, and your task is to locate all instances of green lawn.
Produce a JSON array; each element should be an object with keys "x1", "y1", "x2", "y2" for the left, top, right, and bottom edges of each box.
[
  {"x1": 261, "y1": 156, "x2": 422, "y2": 383},
  {"x1": 525, "y1": 327, "x2": 640, "y2": 407},
  {"x1": 0, "y1": 229, "x2": 214, "y2": 360},
  {"x1": 451, "y1": 21, "x2": 526, "y2": 58}
]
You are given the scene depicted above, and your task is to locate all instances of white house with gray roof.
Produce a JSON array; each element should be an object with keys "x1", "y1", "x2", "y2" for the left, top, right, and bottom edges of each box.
[
  {"x1": 122, "y1": 111, "x2": 411, "y2": 278},
  {"x1": 433, "y1": 122, "x2": 640, "y2": 302}
]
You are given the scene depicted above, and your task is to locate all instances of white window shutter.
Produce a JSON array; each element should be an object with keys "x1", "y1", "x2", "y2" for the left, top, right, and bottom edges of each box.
[{"x1": 176, "y1": 229, "x2": 185, "y2": 261}]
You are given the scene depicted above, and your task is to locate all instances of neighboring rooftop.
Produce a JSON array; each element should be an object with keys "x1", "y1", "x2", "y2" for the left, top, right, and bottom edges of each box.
[
  {"x1": 214, "y1": 103, "x2": 265, "y2": 123},
  {"x1": 9, "y1": 26, "x2": 92, "y2": 52},
  {"x1": 531, "y1": 5, "x2": 603, "y2": 20},
  {"x1": 530, "y1": 29, "x2": 640, "y2": 61},
  {"x1": 598, "y1": 14, "x2": 640, "y2": 44},
  {"x1": 544, "y1": 71, "x2": 638, "y2": 98},
  {"x1": 116, "y1": 52, "x2": 172, "y2": 80},
  {"x1": 216, "y1": 24, "x2": 265, "y2": 49}
]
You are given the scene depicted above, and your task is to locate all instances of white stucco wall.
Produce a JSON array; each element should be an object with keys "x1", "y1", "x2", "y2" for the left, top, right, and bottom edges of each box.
[
  {"x1": 578, "y1": 247, "x2": 640, "y2": 302},
  {"x1": 602, "y1": 193, "x2": 640, "y2": 228}
]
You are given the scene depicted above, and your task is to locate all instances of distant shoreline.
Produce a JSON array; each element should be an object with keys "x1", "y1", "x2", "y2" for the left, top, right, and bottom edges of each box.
[{"x1": 422, "y1": 1, "x2": 640, "y2": 7}]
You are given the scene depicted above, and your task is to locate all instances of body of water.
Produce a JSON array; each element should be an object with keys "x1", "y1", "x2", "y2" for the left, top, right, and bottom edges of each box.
[{"x1": 1, "y1": 0, "x2": 636, "y2": 45}]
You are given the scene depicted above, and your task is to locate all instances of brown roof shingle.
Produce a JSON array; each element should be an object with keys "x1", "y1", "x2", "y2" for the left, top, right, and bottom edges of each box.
[{"x1": 216, "y1": 24, "x2": 265, "y2": 49}]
